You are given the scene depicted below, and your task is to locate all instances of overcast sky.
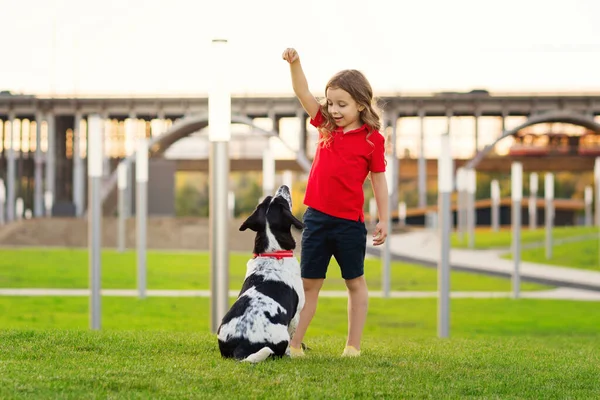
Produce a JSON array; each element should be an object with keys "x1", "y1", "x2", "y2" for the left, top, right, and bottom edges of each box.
[{"x1": 2, "y1": 0, "x2": 600, "y2": 96}]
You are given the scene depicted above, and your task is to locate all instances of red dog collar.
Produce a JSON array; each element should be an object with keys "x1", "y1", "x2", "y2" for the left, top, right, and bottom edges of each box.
[{"x1": 253, "y1": 250, "x2": 294, "y2": 259}]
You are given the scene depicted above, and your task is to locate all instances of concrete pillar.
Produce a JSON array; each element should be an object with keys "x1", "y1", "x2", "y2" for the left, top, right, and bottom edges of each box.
[
  {"x1": 282, "y1": 170, "x2": 293, "y2": 193},
  {"x1": 102, "y1": 111, "x2": 111, "y2": 179},
  {"x1": 6, "y1": 112, "x2": 16, "y2": 222},
  {"x1": 418, "y1": 108, "x2": 427, "y2": 208},
  {"x1": 268, "y1": 109, "x2": 280, "y2": 134},
  {"x1": 445, "y1": 109, "x2": 453, "y2": 135},
  {"x1": 125, "y1": 113, "x2": 137, "y2": 217},
  {"x1": 297, "y1": 108, "x2": 307, "y2": 155},
  {"x1": 528, "y1": 172, "x2": 538, "y2": 230},
  {"x1": 73, "y1": 111, "x2": 85, "y2": 217},
  {"x1": 474, "y1": 109, "x2": 481, "y2": 154},
  {"x1": 34, "y1": 111, "x2": 44, "y2": 217},
  {"x1": 262, "y1": 145, "x2": 275, "y2": 198},
  {"x1": 45, "y1": 110, "x2": 56, "y2": 212}
]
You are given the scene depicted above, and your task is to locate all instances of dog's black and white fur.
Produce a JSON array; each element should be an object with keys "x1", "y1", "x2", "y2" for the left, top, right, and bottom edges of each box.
[{"x1": 217, "y1": 185, "x2": 305, "y2": 363}]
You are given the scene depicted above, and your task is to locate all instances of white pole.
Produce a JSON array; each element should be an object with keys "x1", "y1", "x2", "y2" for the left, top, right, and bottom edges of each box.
[
  {"x1": 44, "y1": 191, "x2": 53, "y2": 218},
  {"x1": 228, "y1": 191, "x2": 235, "y2": 218},
  {"x1": 491, "y1": 179, "x2": 500, "y2": 232},
  {"x1": 209, "y1": 37, "x2": 231, "y2": 333},
  {"x1": 15, "y1": 198, "x2": 24, "y2": 221},
  {"x1": 595, "y1": 158, "x2": 600, "y2": 226},
  {"x1": 87, "y1": 114, "x2": 104, "y2": 330},
  {"x1": 455, "y1": 168, "x2": 466, "y2": 241},
  {"x1": 398, "y1": 201, "x2": 406, "y2": 228},
  {"x1": 117, "y1": 163, "x2": 128, "y2": 252},
  {"x1": 136, "y1": 138, "x2": 149, "y2": 299},
  {"x1": 529, "y1": 172, "x2": 538, "y2": 230},
  {"x1": 369, "y1": 197, "x2": 377, "y2": 228},
  {"x1": 585, "y1": 185, "x2": 593, "y2": 226},
  {"x1": 0, "y1": 179, "x2": 5, "y2": 225},
  {"x1": 545, "y1": 173, "x2": 554, "y2": 260},
  {"x1": 437, "y1": 134, "x2": 453, "y2": 338},
  {"x1": 511, "y1": 162, "x2": 523, "y2": 299},
  {"x1": 466, "y1": 168, "x2": 476, "y2": 248}
]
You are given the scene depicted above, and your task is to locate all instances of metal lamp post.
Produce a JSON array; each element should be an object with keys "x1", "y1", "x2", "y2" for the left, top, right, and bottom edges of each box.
[{"x1": 209, "y1": 38, "x2": 231, "y2": 333}]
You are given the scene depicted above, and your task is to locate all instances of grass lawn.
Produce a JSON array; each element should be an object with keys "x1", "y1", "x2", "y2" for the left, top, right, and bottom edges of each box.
[
  {"x1": 451, "y1": 225, "x2": 597, "y2": 249},
  {"x1": 503, "y1": 238, "x2": 600, "y2": 271},
  {"x1": 0, "y1": 248, "x2": 549, "y2": 292},
  {"x1": 1, "y1": 297, "x2": 599, "y2": 398}
]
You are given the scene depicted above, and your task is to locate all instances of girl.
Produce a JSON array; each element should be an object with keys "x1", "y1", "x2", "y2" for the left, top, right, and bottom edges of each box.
[{"x1": 282, "y1": 48, "x2": 389, "y2": 357}]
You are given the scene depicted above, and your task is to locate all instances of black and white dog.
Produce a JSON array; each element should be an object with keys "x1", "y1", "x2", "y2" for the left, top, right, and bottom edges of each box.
[{"x1": 217, "y1": 185, "x2": 305, "y2": 363}]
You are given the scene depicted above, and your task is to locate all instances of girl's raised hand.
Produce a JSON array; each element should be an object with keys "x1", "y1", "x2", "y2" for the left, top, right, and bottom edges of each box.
[{"x1": 282, "y1": 48, "x2": 299, "y2": 64}]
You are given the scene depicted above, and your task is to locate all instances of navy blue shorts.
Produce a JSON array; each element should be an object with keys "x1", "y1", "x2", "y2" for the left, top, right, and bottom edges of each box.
[{"x1": 300, "y1": 207, "x2": 368, "y2": 280}]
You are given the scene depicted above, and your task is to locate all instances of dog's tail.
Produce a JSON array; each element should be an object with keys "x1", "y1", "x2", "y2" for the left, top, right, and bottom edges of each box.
[{"x1": 242, "y1": 347, "x2": 275, "y2": 363}]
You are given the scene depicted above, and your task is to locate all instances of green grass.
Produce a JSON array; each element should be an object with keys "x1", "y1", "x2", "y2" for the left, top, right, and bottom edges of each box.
[
  {"x1": 1, "y1": 296, "x2": 599, "y2": 336},
  {"x1": 452, "y1": 225, "x2": 598, "y2": 249},
  {"x1": 0, "y1": 248, "x2": 549, "y2": 292},
  {"x1": 503, "y1": 238, "x2": 600, "y2": 271},
  {"x1": 1, "y1": 297, "x2": 599, "y2": 398}
]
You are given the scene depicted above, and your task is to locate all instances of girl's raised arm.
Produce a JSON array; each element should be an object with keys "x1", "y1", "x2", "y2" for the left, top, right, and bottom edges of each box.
[{"x1": 282, "y1": 48, "x2": 320, "y2": 119}]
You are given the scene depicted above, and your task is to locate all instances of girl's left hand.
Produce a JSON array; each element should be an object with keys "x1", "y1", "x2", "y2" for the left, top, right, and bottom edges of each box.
[{"x1": 373, "y1": 222, "x2": 388, "y2": 246}]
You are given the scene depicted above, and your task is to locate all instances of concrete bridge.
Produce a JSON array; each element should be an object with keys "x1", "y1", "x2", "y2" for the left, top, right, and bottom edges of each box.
[{"x1": 1, "y1": 90, "x2": 600, "y2": 220}]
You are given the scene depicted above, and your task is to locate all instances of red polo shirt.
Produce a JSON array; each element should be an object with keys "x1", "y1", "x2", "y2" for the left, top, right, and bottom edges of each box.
[{"x1": 304, "y1": 108, "x2": 386, "y2": 222}]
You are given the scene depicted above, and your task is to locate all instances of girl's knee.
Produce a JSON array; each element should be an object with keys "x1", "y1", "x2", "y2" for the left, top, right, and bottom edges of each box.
[
  {"x1": 344, "y1": 275, "x2": 367, "y2": 292},
  {"x1": 302, "y1": 278, "x2": 324, "y2": 293}
]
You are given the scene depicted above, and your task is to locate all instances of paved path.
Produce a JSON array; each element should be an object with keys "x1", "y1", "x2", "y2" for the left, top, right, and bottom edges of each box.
[
  {"x1": 1, "y1": 287, "x2": 599, "y2": 301},
  {"x1": 367, "y1": 230, "x2": 600, "y2": 292}
]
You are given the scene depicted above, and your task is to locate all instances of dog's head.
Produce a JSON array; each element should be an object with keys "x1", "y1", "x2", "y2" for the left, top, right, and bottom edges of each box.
[{"x1": 239, "y1": 185, "x2": 304, "y2": 253}]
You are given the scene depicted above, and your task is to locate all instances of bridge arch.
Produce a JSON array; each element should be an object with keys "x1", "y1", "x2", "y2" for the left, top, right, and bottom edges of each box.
[
  {"x1": 463, "y1": 111, "x2": 600, "y2": 170},
  {"x1": 100, "y1": 113, "x2": 312, "y2": 203}
]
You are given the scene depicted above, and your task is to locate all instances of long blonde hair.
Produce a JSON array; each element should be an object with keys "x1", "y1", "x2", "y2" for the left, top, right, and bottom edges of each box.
[{"x1": 317, "y1": 69, "x2": 381, "y2": 147}]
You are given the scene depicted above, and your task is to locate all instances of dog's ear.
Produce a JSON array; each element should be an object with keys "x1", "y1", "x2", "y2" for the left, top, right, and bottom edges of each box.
[
  {"x1": 239, "y1": 196, "x2": 272, "y2": 232},
  {"x1": 283, "y1": 208, "x2": 304, "y2": 230}
]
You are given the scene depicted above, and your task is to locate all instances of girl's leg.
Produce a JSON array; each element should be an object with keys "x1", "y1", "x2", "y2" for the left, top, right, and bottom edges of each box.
[
  {"x1": 344, "y1": 275, "x2": 369, "y2": 351},
  {"x1": 290, "y1": 277, "x2": 324, "y2": 350}
]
